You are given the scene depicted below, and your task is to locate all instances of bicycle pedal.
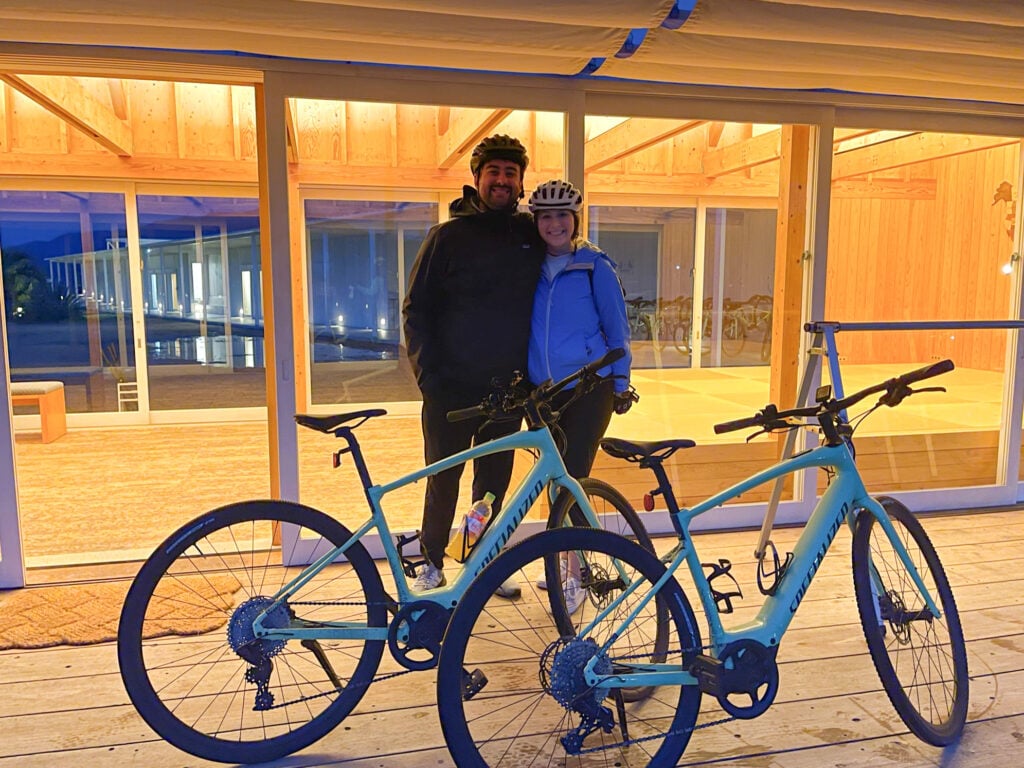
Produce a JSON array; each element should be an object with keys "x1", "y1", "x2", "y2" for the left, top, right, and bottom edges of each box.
[{"x1": 461, "y1": 668, "x2": 488, "y2": 700}]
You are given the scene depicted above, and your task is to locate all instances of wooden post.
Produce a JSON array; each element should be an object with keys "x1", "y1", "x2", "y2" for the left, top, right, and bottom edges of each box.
[{"x1": 770, "y1": 124, "x2": 810, "y2": 453}]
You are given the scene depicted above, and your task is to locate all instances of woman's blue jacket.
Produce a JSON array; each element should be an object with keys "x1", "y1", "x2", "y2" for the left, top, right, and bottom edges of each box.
[{"x1": 528, "y1": 242, "x2": 631, "y2": 392}]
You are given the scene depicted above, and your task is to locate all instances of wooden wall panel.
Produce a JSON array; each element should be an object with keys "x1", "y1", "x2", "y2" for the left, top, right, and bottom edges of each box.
[
  {"x1": 826, "y1": 141, "x2": 1018, "y2": 371},
  {"x1": 591, "y1": 430, "x2": 999, "y2": 514}
]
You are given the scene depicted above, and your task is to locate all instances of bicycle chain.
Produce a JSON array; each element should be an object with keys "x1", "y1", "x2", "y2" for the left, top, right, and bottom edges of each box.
[
  {"x1": 565, "y1": 641, "x2": 739, "y2": 754},
  {"x1": 266, "y1": 601, "x2": 741, "y2": 752},
  {"x1": 257, "y1": 597, "x2": 416, "y2": 710}
]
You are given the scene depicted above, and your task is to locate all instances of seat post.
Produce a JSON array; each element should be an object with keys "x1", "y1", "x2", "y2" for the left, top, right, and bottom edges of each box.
[{"x1": 641, "y1": 458, "x2": 685, "y2": 535}]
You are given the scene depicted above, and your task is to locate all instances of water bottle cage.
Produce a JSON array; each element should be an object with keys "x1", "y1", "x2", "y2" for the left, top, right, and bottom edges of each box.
[
  {"x1": 396, "y1": 532, "x2": 427, "y2": 578},
  {"x1": 702, "y1": 558, "x2": 743, "y2": 614},
  {"x1": 756, "y1": 540, "x2": 793, "y2": 597}
]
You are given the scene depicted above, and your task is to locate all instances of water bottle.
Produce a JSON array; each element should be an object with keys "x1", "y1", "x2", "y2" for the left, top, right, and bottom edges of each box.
[{"x1": 445, "y1": 492, "x2": 496, "y2": 562}]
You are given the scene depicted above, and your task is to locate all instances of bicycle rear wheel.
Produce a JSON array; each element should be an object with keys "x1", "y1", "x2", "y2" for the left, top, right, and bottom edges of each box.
[
  {"x1": 548, "y1": 478, "x2": 665, "y2": 701},
  {"x1": 117, "y1": 500, "x2": 388, "y2": 764},
  {"x1": 851, "y1": 497, "x2": 969, "y2": 745},
  {"x1": 437, "y1": 527, "x2": 703, "y2": 768}
]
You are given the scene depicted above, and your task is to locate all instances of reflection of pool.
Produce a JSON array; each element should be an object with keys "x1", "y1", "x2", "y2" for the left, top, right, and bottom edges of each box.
[
  {"x1": 149, "y1": 335, "x2": 266, "y2": 367},
  {"x1": 312, "y1": 325, "x2": 399, "y2": 362}
]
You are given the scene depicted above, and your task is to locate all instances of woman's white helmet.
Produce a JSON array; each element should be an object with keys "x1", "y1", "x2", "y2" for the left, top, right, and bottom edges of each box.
[{"x1": 528, "y1": 179, "x2": 583, "y2": 214}]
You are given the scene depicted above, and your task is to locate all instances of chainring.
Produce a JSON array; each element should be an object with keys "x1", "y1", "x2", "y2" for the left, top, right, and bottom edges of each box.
[{"x1": 387, "y1": 600, "x2": 451, "y2": 671}]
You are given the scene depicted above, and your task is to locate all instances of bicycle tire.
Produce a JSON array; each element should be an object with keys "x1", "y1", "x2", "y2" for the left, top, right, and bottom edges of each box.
[
  {"x1": 547, "y1": 478, "x2": 665, "y2": 701},
  {"x1": 851, "y1": 497, "x2": 969, "y2": 745},
  {"x1": 672, "y1": 320, "x2": 691, "y2": 355},
  {"x1": 437, "y1": 527, "x2": 703, "y2": 768},
  {"x1": 117, "y1": 500, "x2": 388, "y2": 764},
  {"x1": 721, "y1": 313, "x2": 745, "y2": 358}
]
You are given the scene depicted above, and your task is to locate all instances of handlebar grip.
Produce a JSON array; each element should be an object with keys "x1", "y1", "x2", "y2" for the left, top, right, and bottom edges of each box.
[
  {"x1": 898, "y1": 358, "x2": 954, "y2": 385},
  {"x1": 447, "y1": 405, "x2": 485, "y2": 422},
  {"x1": 714, "y1": 415, "x2": 763, "y2": 434}
]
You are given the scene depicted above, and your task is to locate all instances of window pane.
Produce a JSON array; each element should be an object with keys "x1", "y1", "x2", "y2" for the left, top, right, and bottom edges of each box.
[
  {"x1": 305, "y1": 199, "x2": 436, "y2": 404},
  {"x1": 137, "y1": 195, "x2": 264, "y2": 409},
  {"x1": 826, "y1": 129, "x2": 1020, "y2": 493},
  {"x1": 1, "y1": 190, "x2": 129, "y2": 413},
  {"x1": 585, "y1": 116, "x2": 794, "y2": 510}
]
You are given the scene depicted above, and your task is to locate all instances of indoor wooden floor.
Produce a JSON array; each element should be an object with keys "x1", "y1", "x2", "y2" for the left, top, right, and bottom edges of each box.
[
  {"x1": 2, "y1": 508, "x2": 1022, "y2": 767},
  {"x1": 11, "y1": 363, "x2": 1015, "y2": 566}
]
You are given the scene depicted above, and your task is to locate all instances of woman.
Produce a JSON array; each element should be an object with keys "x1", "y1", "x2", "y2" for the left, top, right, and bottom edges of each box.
[
  {"x1": 526, "y1": 179, "x2": 637, "y2": 606},
  {"x1": 527, "y1": 178, "x2": 636, "y2": 480}
]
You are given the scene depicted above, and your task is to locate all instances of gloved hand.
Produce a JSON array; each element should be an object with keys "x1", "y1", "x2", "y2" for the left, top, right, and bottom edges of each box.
[{"x1": 613, "y1": 387, "x2": 639, "y2": 415}]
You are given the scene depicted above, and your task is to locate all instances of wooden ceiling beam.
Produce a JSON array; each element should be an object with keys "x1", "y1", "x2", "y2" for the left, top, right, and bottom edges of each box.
[
  {"x1": 702, "y1": 128, "x2": 781, "y2": 176},
  {"x1": 585, "y1": 118, "x2": 704, "y2": 173},
  {"x1": 0, "y1": 74, "x2": 132, "y2": 157},
  {"x1": 832, "y1": 132, "x2": 1020, "y2": 179},
  {"x1": 437, "y1": 107, "x2": 512, "y2": 170}
]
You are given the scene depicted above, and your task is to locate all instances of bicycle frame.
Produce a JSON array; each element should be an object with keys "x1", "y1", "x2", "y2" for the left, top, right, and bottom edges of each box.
[
  {"x1": 253, "y1": 422, "x2": 599, "y2": 641},
  {"x1": 580, "y1": 437, "x2": 941, "y2": 689}
]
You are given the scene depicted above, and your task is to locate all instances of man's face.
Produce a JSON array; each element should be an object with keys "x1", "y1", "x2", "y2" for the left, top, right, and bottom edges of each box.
[{"x1": 475, "y1": 159, "x2": 523, "y2": 211}]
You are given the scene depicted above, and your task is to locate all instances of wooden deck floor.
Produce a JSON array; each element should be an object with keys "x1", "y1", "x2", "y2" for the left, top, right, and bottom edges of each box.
[{"x1": 2, "y1": 507, "x2": 1022, "y2": 767}]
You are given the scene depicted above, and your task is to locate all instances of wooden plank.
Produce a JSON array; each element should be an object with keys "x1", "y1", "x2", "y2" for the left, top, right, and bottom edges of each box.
[
  {"x1": 125, "y1": 80, "x2": 176, "y2": 156},
  {"x1": 832, "y1": 132, "x2": 1019, "y2": 180},
  {"x1": 436, "y1": 106, "x2": 511, "y2": 170},
  {"x1": 586, "y1": 171, "x2": 778, "y2": 198},
  {"x1": 702, "y1": 127, "x2": 781, "y2": 177},
  {"x1": 173, "y1": 82, "x2": 235, "y2": 160},
  {"x1": 293, "y1": 97, "x2": 346, "y2": 163},
  {"x1": 585, "y1": 117, "x2": 704, "y2": 173},
  {"x1": 0, "y1": 73, "x2": 132, "y2": 157},
  {"x1": 830, "y1": 178, "x2": 936, "y2": 199},
  {"x1": 396, "y1": 103, "x2": 437, "y2": 167}
]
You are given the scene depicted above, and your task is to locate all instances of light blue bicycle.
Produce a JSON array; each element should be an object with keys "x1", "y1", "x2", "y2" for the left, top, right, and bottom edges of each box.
[
  {"x1": 436, "y1": 359, "x2": 969, "y2": 767},
  {"x1": 116, "y1": 349, "x2": 656, "y2": 764}
]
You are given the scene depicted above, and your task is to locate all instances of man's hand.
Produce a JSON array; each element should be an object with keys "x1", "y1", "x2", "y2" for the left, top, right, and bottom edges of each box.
[{"x1": 613, "y1": 386, "x2": 639, "y2": 415}]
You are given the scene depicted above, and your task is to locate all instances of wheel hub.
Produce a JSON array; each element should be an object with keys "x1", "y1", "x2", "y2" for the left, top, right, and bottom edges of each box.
[{"x1": 543, "y1": 637, "x2": 612, "y2": 717}]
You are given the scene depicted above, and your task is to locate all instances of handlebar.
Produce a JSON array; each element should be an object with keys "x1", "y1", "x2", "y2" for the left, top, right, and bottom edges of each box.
[
  {"x1": 446, "y1": 347, "x2": 626, "y2": 424},
  {"x1": 713, "y1": 359, "x2": 954, "y2": 436}
]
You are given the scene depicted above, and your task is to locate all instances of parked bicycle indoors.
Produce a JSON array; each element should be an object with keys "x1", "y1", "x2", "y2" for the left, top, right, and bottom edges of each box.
[
  {"x1": 436, "y1": 359, "x2": 968, "y2": 767},
  {"x1": 116, "y1": 348, "x2": 654, "y2": 764}
]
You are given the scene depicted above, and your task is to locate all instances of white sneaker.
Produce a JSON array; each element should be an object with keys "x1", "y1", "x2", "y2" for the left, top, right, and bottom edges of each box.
[
  {"x1": 536, "y1": 553, "x2": 577, "y2": 591},
  {"x1": 563, "y1": 576, "x2": 586, "y2": 615},
  {"x1": 413, "y1": 563, "x2": 445, "y2": 591},
  {"x1": 494, "y1": 575, "x2": 521, "y2": 599}
]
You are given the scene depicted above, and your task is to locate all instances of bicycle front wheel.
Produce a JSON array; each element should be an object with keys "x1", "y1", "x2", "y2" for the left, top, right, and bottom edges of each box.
[
  {"x1": 117, "y1": 500, "x2": 388, "y2": 764},
  {"x1": 437, "y1": 527, "x2": 703, "y2": 768},
  {"x1": 851, "y1": 497, "x2": 969, "y2": 745}
]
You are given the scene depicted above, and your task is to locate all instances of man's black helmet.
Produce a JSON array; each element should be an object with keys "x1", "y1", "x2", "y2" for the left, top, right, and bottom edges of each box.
[{"x1": 470, "y1": 134, "x2": 529, "y2": 176}]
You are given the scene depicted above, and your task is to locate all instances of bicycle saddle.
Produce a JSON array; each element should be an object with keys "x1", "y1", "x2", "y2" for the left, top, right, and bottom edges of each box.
[
  {"x1": 599, "y1": 437, "x2": 695, "y2": 464},
  {"x1": 295, "y1": 409, "x2": 387, "y2": 434}
]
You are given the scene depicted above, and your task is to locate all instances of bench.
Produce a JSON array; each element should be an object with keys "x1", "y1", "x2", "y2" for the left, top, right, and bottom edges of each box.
[{"x1": 11, "y1": 381, "x2": 67, "y2": 443}]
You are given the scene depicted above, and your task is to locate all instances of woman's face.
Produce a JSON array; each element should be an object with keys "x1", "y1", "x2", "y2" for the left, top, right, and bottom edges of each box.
[{"x1": 536, "y1": 210, "x2": 575, "y2": 255}]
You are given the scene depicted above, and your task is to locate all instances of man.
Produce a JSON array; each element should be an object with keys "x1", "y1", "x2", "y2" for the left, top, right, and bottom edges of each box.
[{"x1": 402, "y1": 134, "x2": 542, "y2": 593}]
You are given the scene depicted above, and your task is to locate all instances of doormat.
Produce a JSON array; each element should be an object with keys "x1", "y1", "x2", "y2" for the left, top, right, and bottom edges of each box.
[{"x1": 0, "y1": 575, "x2": 242, "y2": 650}]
